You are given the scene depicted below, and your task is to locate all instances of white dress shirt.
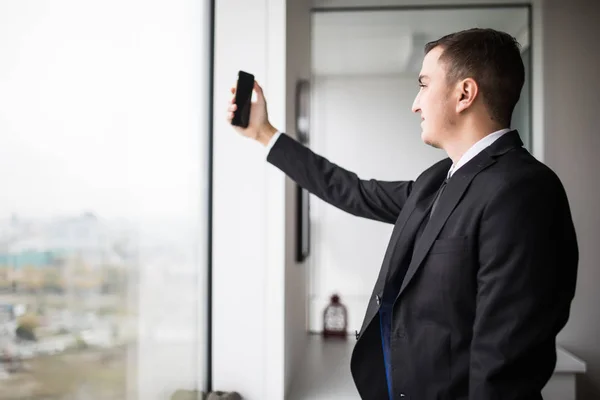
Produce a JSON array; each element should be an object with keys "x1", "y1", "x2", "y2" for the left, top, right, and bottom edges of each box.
[
  {"x1": 447, "y1": 128, "x2": 512, "y2": 178},
  {"x1": 265, "y1": 130, "x2": 283, "y2": 157}
]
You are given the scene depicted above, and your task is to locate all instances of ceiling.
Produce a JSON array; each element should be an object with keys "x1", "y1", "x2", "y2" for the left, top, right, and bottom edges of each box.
[{"x1": 312, "y1": 8, "x2": 529, "y2": 76}]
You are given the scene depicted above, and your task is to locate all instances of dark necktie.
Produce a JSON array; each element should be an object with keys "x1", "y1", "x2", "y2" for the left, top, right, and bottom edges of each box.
[
  {"x1": 410, "y1": 176, "x2": 450, "y2": 259},
  {"x1": 429, "y1": 177, "x2": 449, "y2": 221}
]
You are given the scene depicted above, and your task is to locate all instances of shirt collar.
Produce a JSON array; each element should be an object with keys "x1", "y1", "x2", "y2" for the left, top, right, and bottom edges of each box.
[{"x1": 447, "y1": 128, "x2": 513, "y2": 179}]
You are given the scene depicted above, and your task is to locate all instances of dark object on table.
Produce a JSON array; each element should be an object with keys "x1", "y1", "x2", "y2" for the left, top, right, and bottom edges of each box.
[{"x1": 323, "y1": 294, "x2": 348, "y2": 339}]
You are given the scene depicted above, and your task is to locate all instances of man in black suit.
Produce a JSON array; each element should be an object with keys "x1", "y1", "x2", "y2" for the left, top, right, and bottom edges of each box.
[{"x1": 226, "y1": 28, "x2": 578, "y2": 400}]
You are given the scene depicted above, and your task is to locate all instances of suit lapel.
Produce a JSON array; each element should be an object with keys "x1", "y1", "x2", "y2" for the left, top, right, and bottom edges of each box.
[
  {"x1": 396, "y1": 150, "x2": 496, "y2": 299},
  {"x1": 394, "y1": 130, "x2": 524, "y2": 299},
  {"x1": 382, "y1": 189, "x2": 438, "y2": 283},
  {"x1": 377, "y1": 192, "x2": 421, "y2": 283}
]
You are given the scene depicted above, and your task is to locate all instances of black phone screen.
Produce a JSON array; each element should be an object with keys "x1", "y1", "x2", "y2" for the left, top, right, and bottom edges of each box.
[{"x1": 232, "y1": 70, "x2": 255, "y2": 128}]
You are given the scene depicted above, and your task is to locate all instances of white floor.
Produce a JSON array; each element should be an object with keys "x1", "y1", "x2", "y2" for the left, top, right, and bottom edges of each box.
[{"x1": 286, "y1": 334, "x2": 586, "y2": 400}]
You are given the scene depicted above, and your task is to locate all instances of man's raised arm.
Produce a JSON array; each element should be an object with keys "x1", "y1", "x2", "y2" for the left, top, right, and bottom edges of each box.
[{"x1": 226, "y1": 80, "x2": 412, "y2": 224}]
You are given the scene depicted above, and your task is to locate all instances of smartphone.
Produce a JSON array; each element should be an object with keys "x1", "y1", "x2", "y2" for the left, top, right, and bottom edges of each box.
[{"x1": 231, "y1": 70, "x2": 255, "y2": 128}]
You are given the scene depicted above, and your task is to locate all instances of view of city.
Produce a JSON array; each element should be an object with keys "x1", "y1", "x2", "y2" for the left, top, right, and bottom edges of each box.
[
  {"x1": 0, "y1": 213, "x2": 138, "y2": 399},
  {"x1": 2, "y1": 3, "x2": 210, "y2": 398}
]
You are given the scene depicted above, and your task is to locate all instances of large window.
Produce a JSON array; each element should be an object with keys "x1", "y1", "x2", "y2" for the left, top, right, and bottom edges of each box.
[{"x1": 0, "y1": 1, "x2": 211, "y2": 399}]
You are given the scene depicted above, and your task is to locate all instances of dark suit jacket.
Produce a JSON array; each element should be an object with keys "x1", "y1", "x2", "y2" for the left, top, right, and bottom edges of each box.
[{"x1": 267, "y1": 130, "x2": 578, "y2": 400}]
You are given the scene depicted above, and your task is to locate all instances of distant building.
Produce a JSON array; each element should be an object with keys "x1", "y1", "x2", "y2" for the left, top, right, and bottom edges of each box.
[{"x1": 0, "y1": 213, "x2": 131, "y2": 293}]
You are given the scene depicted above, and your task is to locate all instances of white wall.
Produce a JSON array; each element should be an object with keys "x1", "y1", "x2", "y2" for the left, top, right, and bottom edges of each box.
[
  {"x1": 308, "y1": 76, "x2": 445, "y2": 332},
  {"x1": 542, "y1": 1, "x2": 600, "y2": 399},
  {"x1": 0, "y1": 1, "x2": 210, "y2": 399},
  {"x1": 311, "y1": 0, "x2": 546, "y2": 167},
  {"x1": 212, "y1": 0, "x2": 278, "y2": 396},
  {"x1": 312, "y1": 8, "x2": 527, "y2": 77},
  {"x1": 213, "y1": 0, "x2": 310, "y2": 398}
]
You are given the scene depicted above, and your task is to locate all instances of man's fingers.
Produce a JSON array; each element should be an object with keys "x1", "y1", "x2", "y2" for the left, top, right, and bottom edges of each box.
[{"x1": 227, "y1": 83, "x2": 238, "y2": 124}]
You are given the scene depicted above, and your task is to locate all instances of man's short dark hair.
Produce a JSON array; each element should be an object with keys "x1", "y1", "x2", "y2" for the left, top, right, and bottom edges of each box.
[{"x1": 425, "y1": 28, "x2": 525, "y2": 127}]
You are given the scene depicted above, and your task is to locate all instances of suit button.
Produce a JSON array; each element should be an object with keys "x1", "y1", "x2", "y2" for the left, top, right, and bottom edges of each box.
[
  {"x1": 375, "y1": 295, "x2": 381, "y2": 306},
  {"x1": 399, "y1": 394, "x2": 405, "y2": 397}
]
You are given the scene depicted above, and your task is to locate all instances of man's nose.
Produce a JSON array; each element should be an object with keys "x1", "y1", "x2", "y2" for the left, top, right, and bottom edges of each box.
[{"x1": 411, "y1": 96, "x2": 420, "y2": 113}]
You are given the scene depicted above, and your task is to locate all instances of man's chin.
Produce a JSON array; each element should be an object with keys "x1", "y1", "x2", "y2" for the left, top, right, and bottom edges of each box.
[{"x1": 421, "y1": 132, "x2": 441, "y2": 149}]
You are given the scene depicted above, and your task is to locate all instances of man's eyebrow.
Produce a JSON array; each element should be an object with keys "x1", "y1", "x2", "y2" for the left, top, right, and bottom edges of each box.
[{"x1": 418, "y1": 75, "x2": 429, "y2": 83}]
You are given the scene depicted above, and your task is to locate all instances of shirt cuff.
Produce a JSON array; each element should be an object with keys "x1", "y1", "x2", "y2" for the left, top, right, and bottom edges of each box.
[{"x1": 265, "y1": 131, "x2": 283, "y2": 158}]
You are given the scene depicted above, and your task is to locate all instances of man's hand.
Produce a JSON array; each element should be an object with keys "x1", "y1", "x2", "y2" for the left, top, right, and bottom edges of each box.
[{"x1": 226, "y1": 81, "x2": 278, "y2": 146}]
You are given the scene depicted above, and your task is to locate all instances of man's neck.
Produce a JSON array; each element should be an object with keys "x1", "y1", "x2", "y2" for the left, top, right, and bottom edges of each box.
[{"x1": 444, "y1": 124, "x2": 506, "y2": 164}]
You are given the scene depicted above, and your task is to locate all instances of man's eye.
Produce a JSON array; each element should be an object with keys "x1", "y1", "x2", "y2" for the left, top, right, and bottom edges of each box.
[{"x1": 419, "y1": 84, "x2": 426, "y2": 88}]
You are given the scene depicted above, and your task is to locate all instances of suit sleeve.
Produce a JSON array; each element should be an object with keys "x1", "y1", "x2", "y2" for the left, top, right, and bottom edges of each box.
[
  {"x1": 469, "y1": 172, "x2": 578, "y2": 399},
  {"x1": 267, "y1": 133, "x2": 413, "y2": 224}
]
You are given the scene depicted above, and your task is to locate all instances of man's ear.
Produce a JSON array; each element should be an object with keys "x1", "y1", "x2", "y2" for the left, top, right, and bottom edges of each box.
[{"x1": 456, "y1": 78, "x2": 478, "y2": 113}]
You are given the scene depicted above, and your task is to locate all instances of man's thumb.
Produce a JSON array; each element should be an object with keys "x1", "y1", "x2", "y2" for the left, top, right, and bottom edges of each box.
[{"x1": 254, "y1": 81, "x2": 264, "y2": 97}]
